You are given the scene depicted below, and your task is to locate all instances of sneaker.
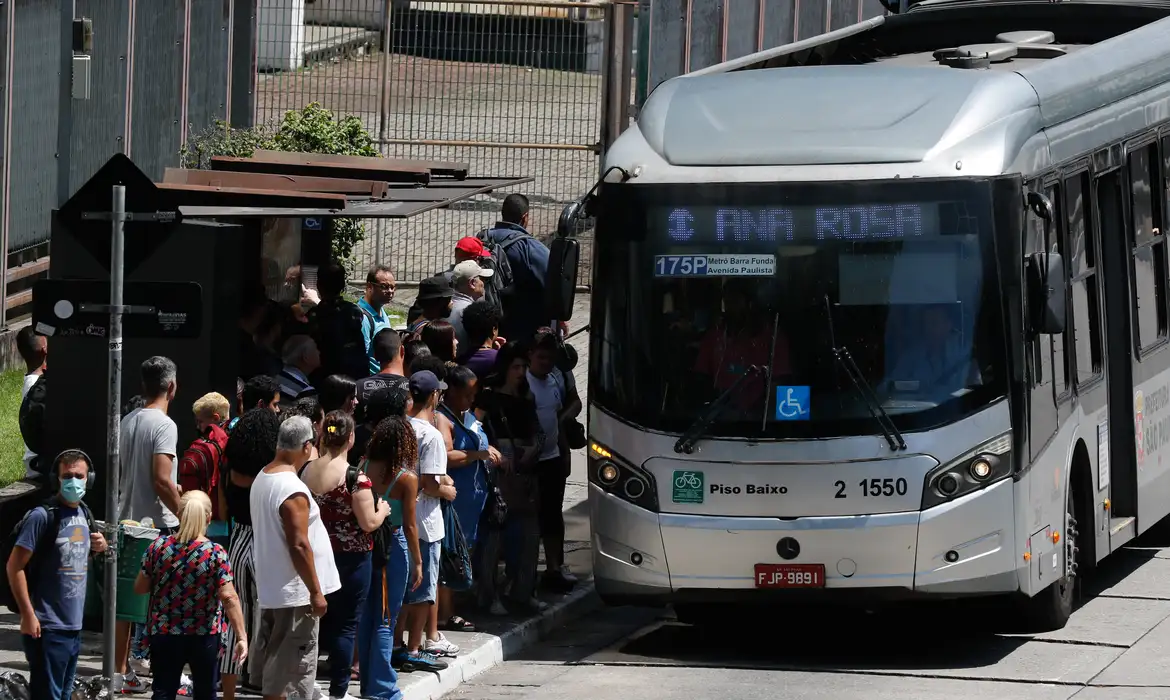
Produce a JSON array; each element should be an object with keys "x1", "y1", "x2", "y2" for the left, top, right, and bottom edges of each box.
[
  {"x1": 489, "y1": 598, "x2": 508, "y2": 616},
  {"x1": 541, "y1": 569, "x2": 576, "y2": 594},
  {"x1": 400, "y1": 650, "x2": 448, "y2": 673},
  {"x1": 391, "y1": 647, "x2": 409, "y2": 670},
  {"x1": 129, "y1": 657, "x2": 151, "y2": 677},
  {"x1": 424, "y1": 633, "x2": 459, "y2": 657},
  {"x1": 559, "y1": 565, "x2": 579, "y2": 584},
  {"x1": 114, "y1": 672, "x2": 150, "y2": 695}
]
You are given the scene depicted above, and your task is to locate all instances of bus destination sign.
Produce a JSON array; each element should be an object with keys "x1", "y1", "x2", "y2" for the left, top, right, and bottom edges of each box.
[
  {"x1": 653, "y1": 253, "x2": 775, "y2": 277},
  {"x1": 655, "y1": 201, "x2": 976, "y2": 244}
]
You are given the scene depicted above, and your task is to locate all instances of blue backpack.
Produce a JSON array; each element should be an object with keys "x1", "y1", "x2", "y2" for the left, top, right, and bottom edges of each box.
[{"x1": 438, "y1": 502, "x2": 474, "y2": 592}]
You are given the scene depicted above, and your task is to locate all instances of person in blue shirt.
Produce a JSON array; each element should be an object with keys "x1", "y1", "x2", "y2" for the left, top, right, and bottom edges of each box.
[
  {"x1": 481, "y1": 194, "x2": 553, "y2": 343},
  {"x1": 6, "y1": 450, "x2": 107, "y2": 700},
  {"x1": 360, "y1": 265, "x2": 397, "y2": 375}
]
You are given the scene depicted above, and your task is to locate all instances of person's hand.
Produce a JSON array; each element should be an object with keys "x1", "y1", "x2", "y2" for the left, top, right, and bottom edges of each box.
[
  {"x1": 493, "y1": 336, "x2": 507, "y2": 349},
  {"x1": 499, "y1": 453, "x2": 514, "y2": 473},
  {"x1": 89, "y1": 532, "x2": 108, "y2": 553},
  {"x1": 310, "y1": 591, "x2": 327, "y2": 618},
  {"x1": 558, "y1": 321, "x2": 570, "y2": 337},
  {"x1": 300, "y1": 285, "x2": 320, "y2": 307},
  {"x1": 486, "y1": 446, "x2": 503, "y2": 466},
  {"x1": 446, "y1": 486, "x2": 457, "y2": 502},
  {"x1": 377, "y1": 500, "x2": 391, "y2": 519},
  {"x1": 411, "y1": 562, "x2": 423, "y2": 591},
  {"x1": 233, "y1": 639, "x2": 249, "y2": 664},
  {"x1": 20, "y1": 612, "x2": 40, "y2": 638}
]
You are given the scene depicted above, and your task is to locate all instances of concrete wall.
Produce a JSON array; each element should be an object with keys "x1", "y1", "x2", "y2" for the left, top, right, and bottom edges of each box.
[{"x1": 257, "y1": 0, "x2": 306, "y2": 72}]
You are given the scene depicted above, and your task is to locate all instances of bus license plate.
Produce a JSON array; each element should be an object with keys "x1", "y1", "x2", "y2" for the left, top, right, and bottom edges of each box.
[{"x1": 754, "y1": 563, "x2": 825, "y2": 588}]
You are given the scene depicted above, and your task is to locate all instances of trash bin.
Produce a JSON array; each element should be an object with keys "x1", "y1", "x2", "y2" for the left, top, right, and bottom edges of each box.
[{"x1": 115, "y1": 523, "x2": 158, "y2": 623}]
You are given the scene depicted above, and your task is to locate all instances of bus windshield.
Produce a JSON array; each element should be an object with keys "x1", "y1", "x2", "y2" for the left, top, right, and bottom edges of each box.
[{"x1": 590, "y1": 178, "x2": 1009, "y2": 440}]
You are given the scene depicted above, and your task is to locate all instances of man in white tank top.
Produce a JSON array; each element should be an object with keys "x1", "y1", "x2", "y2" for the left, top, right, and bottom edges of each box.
[{"x1": 249, "y1": 416, "x2": 341, "y2": 699}]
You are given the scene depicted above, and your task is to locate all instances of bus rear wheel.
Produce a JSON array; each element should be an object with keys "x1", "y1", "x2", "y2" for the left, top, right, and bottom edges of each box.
[{"x1": 1021, "y1": 484, "x2": 1080, "y2": 631}]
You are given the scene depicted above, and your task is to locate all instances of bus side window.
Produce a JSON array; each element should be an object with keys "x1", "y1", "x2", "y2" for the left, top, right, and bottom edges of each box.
[
  {"x1": 1129, "y1": 141, "x2": 1168, "y2": 352},
  {"x1": 1049, "y1": 183, "x2": 1070, "y2": 400},
  {"x1": 1025, "y1": 186, "x2": 1054, "y2": 393},
  {"x1": 1065, "y1": 171, "x2": 1104, "y2": 386}
]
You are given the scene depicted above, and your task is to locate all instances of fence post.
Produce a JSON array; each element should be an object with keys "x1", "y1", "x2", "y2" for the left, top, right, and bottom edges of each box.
[
  {"x1": 599, "y1": 1, "x2": 634, "y2": 165},
  {"x1": 56, "y1": 0, "x2": 76, "y2": 206},
  {"x1": 378, "y1": 0, "x2": 393, "y2": 143},
  {"x1": 0, "y1": 0, "x2": 13, "y2": 329},
  {"x1": 229, "y1": 0, "x2": 258, "y2": 127}
]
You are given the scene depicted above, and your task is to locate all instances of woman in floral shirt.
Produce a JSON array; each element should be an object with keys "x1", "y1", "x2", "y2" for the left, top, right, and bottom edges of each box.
[
  {"x1": 135, "y1": 490, "x2": 247, "y2": 700},
  {"x1": 301, "y1": 410, "x2": 390, "y2": 699}
]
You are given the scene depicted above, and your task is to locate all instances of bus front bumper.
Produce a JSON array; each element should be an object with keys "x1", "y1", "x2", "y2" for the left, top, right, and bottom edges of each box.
[{"x1": 590, "y1": 478, "x2": 1020, "y2": 607}]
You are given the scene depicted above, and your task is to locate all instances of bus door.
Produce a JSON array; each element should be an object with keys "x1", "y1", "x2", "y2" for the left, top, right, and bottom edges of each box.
[{"x1": 1095, "y1": 166, "x2": 1139, "y2": 547}]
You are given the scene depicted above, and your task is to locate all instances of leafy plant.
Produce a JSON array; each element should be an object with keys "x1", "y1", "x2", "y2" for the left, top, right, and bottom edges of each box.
[{"x1": 181, "y1": 103, "x2": 380, "y2": 262}]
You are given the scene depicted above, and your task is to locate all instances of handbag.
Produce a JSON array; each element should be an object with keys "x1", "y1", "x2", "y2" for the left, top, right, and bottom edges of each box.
[
  {"x1": 438, "y1": 501, "x2": 474, "y2": 592},
  {"x1": 563, "y1": 418, "x2": 587, "y2": 450}
]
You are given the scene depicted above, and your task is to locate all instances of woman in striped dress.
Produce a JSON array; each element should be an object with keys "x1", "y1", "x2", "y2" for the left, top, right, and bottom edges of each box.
[{"x1": 218, "y1": 407, "x2": 280, "y2": 700}]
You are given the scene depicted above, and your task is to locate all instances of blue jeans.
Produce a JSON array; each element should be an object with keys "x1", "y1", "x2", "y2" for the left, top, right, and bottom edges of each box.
[
  {"x1": 321, "y1": 551, "x2": 372, "y2": 698},
  {"x1": 23, "y1": 629, "x2": 80, "y2": 700},
  {"x1": 403, "y1": 538, "x2": 440, "y2": 605},
  {"x1": 358, "y1": 529, "x2": 409, "y2": 700},
  {"x1": 150, "y1": 634, "x2": 219, "y2": 700}
]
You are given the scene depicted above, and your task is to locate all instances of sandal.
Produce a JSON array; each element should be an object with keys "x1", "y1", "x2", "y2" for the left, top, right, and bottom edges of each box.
[{"x1": 442, "y1": 615, "x2": 476, "y2": 632}]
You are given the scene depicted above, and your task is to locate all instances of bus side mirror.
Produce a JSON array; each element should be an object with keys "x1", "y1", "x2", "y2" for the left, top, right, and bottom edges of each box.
[
  {"x1": 545, "y1": 225, "x2": 580, "y2": 322},
  {"x1": 1026, "y1": 251, "x2": 1066, "y2": 335}
]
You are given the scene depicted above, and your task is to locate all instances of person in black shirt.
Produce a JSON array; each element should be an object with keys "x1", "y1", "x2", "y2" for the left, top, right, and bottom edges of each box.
[
  {"x1": 350, "y1": 387, "x2": 409, "y2": 467},
  {"x1": 356, "y1": 330, "x2": 409, "y2": 407}
]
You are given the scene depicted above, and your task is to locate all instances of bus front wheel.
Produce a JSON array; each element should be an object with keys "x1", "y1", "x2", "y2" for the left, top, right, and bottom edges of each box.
[{"x1": 1020, "y1": 483, "x2": 1080, "y2": 631}]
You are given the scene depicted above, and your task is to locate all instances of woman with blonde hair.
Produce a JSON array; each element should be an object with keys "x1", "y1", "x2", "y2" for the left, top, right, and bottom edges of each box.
[{"x1": 135, "y1": 491, "x2": 248, "y2": 700}]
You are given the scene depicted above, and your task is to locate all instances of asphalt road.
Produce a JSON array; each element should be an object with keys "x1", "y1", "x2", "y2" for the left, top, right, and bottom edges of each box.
[{"x1": 443, "y1": 519, "x2": 1170, "y2": 700}]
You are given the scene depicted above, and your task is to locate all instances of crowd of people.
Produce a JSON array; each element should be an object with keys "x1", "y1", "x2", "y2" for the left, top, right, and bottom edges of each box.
[{"x1": 5, "y1": 194, "x2": 586, "y2": 700}]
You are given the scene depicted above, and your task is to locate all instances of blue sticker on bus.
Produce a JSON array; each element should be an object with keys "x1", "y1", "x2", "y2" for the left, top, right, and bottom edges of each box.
[
  {"x1": 303, "y1": 217, "x2": 322, "y2": 230},
  {"x1": 653, "y1": 254, "x2": 775, "y2": 278},
  {"x1": 775, "y1": 386, "x2": 810, "y2": 421}
]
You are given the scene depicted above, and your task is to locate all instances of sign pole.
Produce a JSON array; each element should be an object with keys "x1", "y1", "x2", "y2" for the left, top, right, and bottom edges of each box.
[{"x1": 102, "y1": 184, "x2": 125, "y2": 684}]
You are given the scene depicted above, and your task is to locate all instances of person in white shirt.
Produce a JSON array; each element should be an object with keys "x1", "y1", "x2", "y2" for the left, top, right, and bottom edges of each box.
[
  {"x1": 396, "y1": 371, "x2": 457, "y2": 673},
  {"x1": 14, "y1": 326, "x2": 46, "y2": 479},
  {"x1": 249, "y1": 416, "x2": 341, "y2": 700}
]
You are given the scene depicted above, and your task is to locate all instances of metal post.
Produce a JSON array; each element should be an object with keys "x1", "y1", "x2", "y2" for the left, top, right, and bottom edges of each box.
[
  {"x1": 378, "y1": 0, "x2": 393, "y2": 143},
  {"x1": 56, "y1": 0, "x2": 76, "y2": 206},
  {"x1": 102, "y1": 185, "x2": 126, "y2": 685}
]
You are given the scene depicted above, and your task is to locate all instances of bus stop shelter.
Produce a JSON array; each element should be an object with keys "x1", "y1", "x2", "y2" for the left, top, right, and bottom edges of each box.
[{"x1": 37, "y1": 151, "x2": 531, "y2": 521}]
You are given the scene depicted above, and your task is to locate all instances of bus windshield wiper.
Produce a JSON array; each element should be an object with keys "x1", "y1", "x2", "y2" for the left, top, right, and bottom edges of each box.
[
  {"x1": 675, "y1": 365, "x2": 764, "y2": 454},
  {"x1": 823, "y1": 296, "x2": 906, "y2": 451}
]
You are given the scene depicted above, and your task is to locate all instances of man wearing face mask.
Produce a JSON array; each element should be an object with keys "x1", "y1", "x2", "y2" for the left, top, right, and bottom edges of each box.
[{"x1": 5, "y1": 450, "x2": 106, "y2": 700}]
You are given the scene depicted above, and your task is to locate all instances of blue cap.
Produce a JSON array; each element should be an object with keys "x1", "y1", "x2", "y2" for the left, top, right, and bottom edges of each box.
[{"x1": 409, "y1": 370, "x2": 447, "y2": 394}]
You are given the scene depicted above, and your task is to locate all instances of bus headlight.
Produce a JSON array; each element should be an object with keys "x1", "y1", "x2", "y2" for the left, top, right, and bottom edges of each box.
[
  {"x1": 921, "y1": 433, "x2": 1012, "y2": 510},
  {"x1": 589, "y1": 441, "x2": 659, "y2": 512}
]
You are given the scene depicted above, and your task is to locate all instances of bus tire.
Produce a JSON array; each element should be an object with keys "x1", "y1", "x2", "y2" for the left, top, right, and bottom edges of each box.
[{"x1": 1021, "y1": 481, "x2": 1079, "y2": 631}]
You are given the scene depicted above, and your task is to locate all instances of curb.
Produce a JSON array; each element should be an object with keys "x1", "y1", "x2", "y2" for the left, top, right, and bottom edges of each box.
[{"x1": 401, "y1": 582, "x2": 601, "y2": 700}]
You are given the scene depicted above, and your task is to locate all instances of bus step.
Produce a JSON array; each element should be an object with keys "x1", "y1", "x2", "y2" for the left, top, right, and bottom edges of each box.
[{"x1": 1110, "y1": 516, "x2": 1137, "y2": 551}]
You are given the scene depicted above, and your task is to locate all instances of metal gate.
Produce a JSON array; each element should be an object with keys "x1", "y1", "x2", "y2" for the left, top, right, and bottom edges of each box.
[{"x1": 254, "y1": 0, "x2": 608, "y2": 284}]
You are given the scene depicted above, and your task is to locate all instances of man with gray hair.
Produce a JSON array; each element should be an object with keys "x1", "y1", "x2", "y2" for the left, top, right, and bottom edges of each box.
[
  {"x1": 279, "y1": 334, "x2": 321, "y2": 404},
  {"x1": 249, "y1": 416, "x2": 341, "y2": 700},
  {"x1": 114, "y1": 355, "x2": 181, "y2": 693}
]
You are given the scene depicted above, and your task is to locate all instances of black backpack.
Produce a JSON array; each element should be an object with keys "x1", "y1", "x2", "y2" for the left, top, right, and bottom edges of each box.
[
  {"x1": 475, "y1": 228, "x2": 527, "y2": 303},
  {"x1": 313, "y1": 299, "x2": 376, "y2": 380},
  {"x1": 19, "y1": 373, "x2": 47, "y2": 472},
  {"x1": 0, "y1": 499, "x2": 96, "y2": 613}
]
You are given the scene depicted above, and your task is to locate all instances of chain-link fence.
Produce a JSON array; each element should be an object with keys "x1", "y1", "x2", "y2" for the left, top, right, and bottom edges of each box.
[{"x1": 255, "y1": 0, "x2": 604, "y2": 285}]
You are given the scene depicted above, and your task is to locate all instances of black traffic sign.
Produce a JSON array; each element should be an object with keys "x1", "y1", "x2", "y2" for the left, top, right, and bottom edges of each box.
[{"x1": 32, "y1": 280, "x2": 203, "y2": 339}]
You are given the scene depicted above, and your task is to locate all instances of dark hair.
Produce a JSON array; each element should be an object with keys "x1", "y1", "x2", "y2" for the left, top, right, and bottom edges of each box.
[
  {"x1": 531, "y1": 326, "x2": 559, "y2": 354},
  {"x1": 282, "y1": 395, "x2": 323, "y2": 425},
  {"x1": 320, "y1": 410, "x2": 355, "y2": 450},
  {"x1": 446, "y1": 364, "x2": 476, "y2": 391},
  {"x1": 404, "y1": 339, "x2": 431, "y2": 372},
  {"x1": 501, "y1": 193, "x2": 530, "y2": 224},
  {"x1": 420, "y1": 320, "x2": 457, "y2": 362},
  {"x1": 318, "y1": 374, "x2": 357, "y2": 413},
  {"x1": 224, "y1": 407, "x2": 280, "y2": 477},
  {"x1": 242, "y1": 375, "x2": 280, "y2": 411},
  {"x1": 366, "y1": 265, "x2": 394, "y2": 286},
  {"x1": 367, "y1": 415, "x2": 418, "y2": 481},
  {"x1": 122, "y1": 394, "x2": 147, "y2": 417},
  {"x1": 141, "y1": 356, "x2": 178, "y2": 399},
  {"x1": 410, "y1": 355, "x2": 448, "y2": 382},
  {"x1": 486, "y1": 340, "x2": 528, "y2": 388},
  {"x1": 460, "y1": 301, "x2": 500, "y2": 351},
  {"x1": 373, "y1": 329, "x2": 403, "y2": 368},
  {"x1": 363, "y1": 387, "x2": 409, "y2": 426},
  {"x1": 55, "y1": 449, "x2": 91, "y2": 475},
  {"x1": 16, "y1": 326, "x2": 44, "y2": 368},
  {"x1": 318, "y1": 259, "x2": 347, "y2": 298}
]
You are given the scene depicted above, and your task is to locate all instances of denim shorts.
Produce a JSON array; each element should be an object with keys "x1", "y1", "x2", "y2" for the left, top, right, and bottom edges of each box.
[{"x1": 403, "y1": 538, "x2": 440, "y2": 605}]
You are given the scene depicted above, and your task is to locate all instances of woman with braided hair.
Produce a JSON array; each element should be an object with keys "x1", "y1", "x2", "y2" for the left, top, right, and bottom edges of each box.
[{"x1": 356, "y1": 415, "x2": 423, "y2": 698}]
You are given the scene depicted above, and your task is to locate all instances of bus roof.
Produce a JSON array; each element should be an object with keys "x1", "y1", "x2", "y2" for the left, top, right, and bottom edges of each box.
[{"x1": 620, "y1": 5, "x2": 1170, "y2": 175}]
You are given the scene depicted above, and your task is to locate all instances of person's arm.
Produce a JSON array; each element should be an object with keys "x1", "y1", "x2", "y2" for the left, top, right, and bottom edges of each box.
[
  {"x1": 557, "y1": 372, "x2": 582, "y2": 422},
  {"x1": 6, "y1": 512, "x2": 41, "y2": 637},
  {"x1": 352, "y1": 478, "x2": 388, "y2": 533},
  {"x1": 135, "y1": 538, "x2": 160, "y2": 595},
  {"x1": 219, "y1": 580, "x2": 248, "y2": 662},
  {"x1": 396, "y1": 472, "x2": 424, "y2": 590},
  {"x1": 279, "y1": 494, "x2": 324, "y2": 605},
  {"x1": 134, "y1": 570, "x2": 151, "y2": 595},
  {"x1": 153, "y1": 453, "x2": 182, "y2": 517},
  {"x1": 440, "y1": 413, "x2": 490, "y2": 468},
  {"x1": 419, "y1": 474, "x2": 456, "y2": 501}
]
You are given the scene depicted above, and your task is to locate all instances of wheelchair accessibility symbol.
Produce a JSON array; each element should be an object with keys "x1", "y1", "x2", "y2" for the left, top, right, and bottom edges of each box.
[{"x1": 775, "y1": 386, "x2": 810, "y2": 421}]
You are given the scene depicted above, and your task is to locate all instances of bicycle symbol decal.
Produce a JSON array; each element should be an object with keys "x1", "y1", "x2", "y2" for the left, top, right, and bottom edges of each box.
[
  {"x1": 672, "y1": 470, "x2": 705, "y2": 504},
  {"x1": 775, "y1": 386, "x2": 811, "y2": 421}
]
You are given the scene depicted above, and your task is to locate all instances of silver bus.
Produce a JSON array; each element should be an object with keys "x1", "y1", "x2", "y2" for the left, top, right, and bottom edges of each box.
[{"x1": 550, "y1": 0, "x2": 1170, "y2": 629}]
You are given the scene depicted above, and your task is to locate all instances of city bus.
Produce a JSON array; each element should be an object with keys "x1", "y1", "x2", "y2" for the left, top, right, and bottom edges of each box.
[{"x1": 551, "y1": 0, "x2": 1170, "y2": 629}]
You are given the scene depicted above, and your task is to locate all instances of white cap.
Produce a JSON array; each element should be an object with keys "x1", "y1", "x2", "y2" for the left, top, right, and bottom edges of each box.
[{"x1": 452, "y1": 260, "x2": 494, "y2": 285}]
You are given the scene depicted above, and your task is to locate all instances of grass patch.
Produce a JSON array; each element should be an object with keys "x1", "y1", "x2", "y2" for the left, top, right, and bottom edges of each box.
[{"x1": 0, "y1": 370, "x2": 26, "y2": 488}]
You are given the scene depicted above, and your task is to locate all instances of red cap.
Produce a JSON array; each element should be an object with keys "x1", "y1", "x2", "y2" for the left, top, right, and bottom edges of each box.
[{"x1": 455, "y1": 237, "x2": 491, "y2": 258}]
